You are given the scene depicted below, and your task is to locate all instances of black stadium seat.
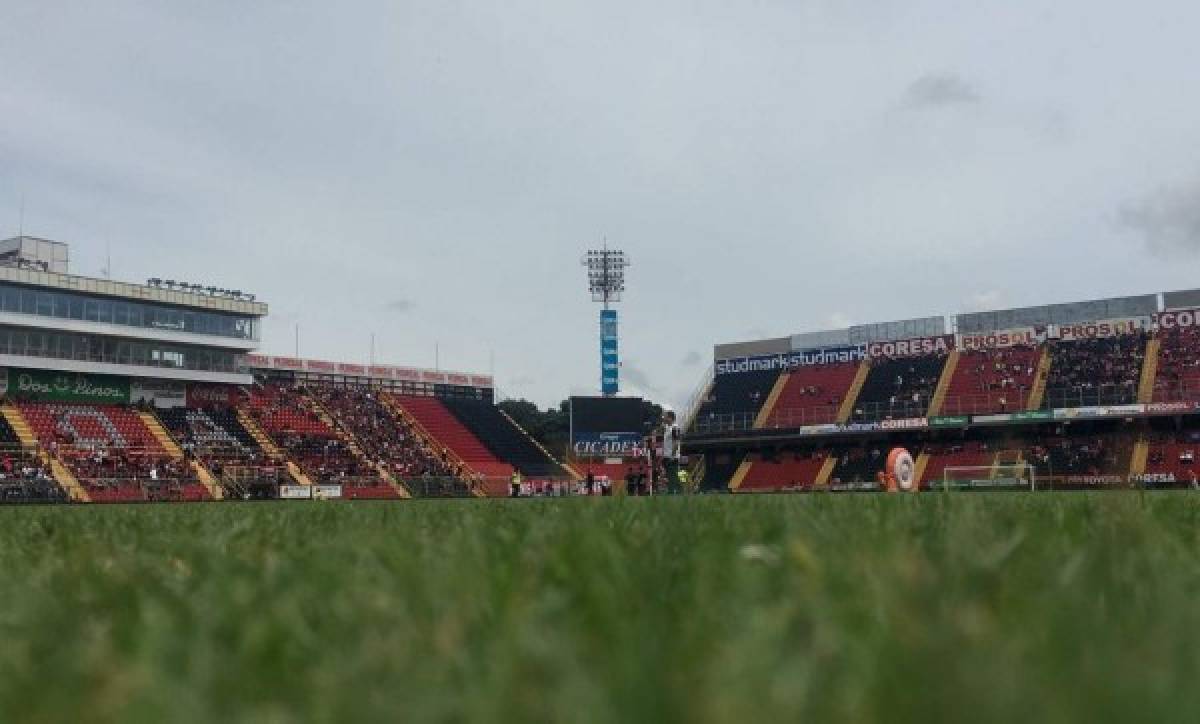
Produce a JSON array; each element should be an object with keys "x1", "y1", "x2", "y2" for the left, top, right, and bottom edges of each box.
[{"x1": 439, "y1": 398, "x2": 566, "y2": 478}]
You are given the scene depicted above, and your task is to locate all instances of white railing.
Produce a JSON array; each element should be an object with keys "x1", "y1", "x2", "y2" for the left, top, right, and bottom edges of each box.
[{"x1": 680, "y1": 363, "x2": 714, "y2": 433}]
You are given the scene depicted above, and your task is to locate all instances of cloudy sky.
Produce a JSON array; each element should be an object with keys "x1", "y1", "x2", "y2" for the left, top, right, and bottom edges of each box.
[{"x1": 2, "y1": 1, "x2": 1199, "y2": 410}]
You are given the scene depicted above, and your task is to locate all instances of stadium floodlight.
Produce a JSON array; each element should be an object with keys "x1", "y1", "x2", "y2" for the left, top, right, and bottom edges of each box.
[
  {"x1": 581, "y1": 243, "x2": 630, "y2": 396},
  {"x1": 581, "y1": 247, "x2": 630, "y2": 305}
]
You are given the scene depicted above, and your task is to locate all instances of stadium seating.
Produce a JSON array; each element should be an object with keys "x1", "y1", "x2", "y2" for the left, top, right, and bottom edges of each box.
[
  {"x1": 738, "y1": 451, "x2": 827, "y2": 491},
  {"x1": 851, "y1": 355, "x2": 947, "y2": 422},
  {"x1": 392, "y1": 395, "x2": 514, "y2": 479},
  {"x1": 245, "y1": 383, "x2": 380, "y2": 486},
  {"x1": 692, "y1": 369, "x2": 780, "y2": 431},
  {"x1": 827, "y1": 446, "x2": 888, "y2": 485},
  {"x1": 1153, "y1": 326, "x2": 1200, "y2": 403},
  {"x1": 918, "y1": 441, "x2": 993, "y2": 487},
  {"x1": 940, "y1": 346, "x2": 1040, "y2": 415},
  {"x1": 1027, "y1": 434, "x2": 1124, "y2": 480},
  {"x1": 310, "y1": 386, "x2": 463, "y2": 481},
  {"x1": 18, "y1": 402, "x2": 206, "y2": 502},
  {"x1": 157, "y1": 406, "x2": 285, "y2": 494},
  {"x1": 1041, "y1": 335, "x2": 1147, "y2": 409},
  {"x1": 440, "y1": 397, "x2": 566, "y2": 478},
  {"x1": 1144, "y1": 431, "x2": 1200, "y2": 486},
  {"x1": 766, "y1": 362, "x2": 859, "y2": 428},
  {"x1": 0, "y1": 451, "x2": 65, "y2": 503},
  {"x1": 0, "y1": 414, "x2": 22, "y2": 447}
]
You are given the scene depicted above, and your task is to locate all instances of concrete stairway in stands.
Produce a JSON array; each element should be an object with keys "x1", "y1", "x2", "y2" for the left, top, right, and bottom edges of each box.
[
  {"x1": 753, "y1": 372, "x2": 791, "y2": 429},
  {"x1": 1138, "y1": 338, "x2": 1161, "y2": 404},
  {"x1": 926, "y1": 349, "x2": 960, "y2": 417},
  {"x1": 813, "y1": 455, "x2": 837, "y2": 488},
  {"x1": 498, "y1": 407, "x2": 576, "y2": 480},
  {"x1": 913, "y1": 451, "x2": 931, "y2": 486},
  {"x1": 304, "y1": 393, "x2": 408, "y2": 497},
  {"x1": 382, "y1": 395, "x2": 476, "y2": 474},
  {"x1": 286, "y1": 461, "x2": 313, "y2": 486},
  {"x1": 1, "y1": 402, "x2": 38, "y2": 449},
  {"x1": 836, "y1": 361, "x2": 871, "y2": 424},
  {"x1": 138, "y1": 411, "x2": 184, "y2": 458},
  {"x1": 726, "y1": 457, "x2": 752, "y2": 491},
  {"x1": 190, "y1": 460, "x2": 224, "y2": 500},
  {"x1": 1027, "y1": 347, "x2": 1053, "y2": 410},
  {"x1": 236, "y1": 409, "x2": 283, "y2": 459},
  {"x1": 1129, "y1": 437, "x2": 1149, "y2": 479},
  {"x1": 144, "y1": 410, "x2": 219, "y2": 499},
  {"x1": 44, "y1": 452, "x2": 89, "y2": 502}
]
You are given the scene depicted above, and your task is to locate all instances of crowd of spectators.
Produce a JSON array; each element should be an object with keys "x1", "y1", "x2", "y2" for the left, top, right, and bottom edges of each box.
[
  {"x1": 1154, "y1": 325, "x2": 1200, "y2": 401},
  {"x1": 1043, "y1": 334, "x2": 1146, "y2": 408},
  {"x1": 853, "y1": 354, "x2": 947, "y2": 422},
  {"x1": 0, "y1": 452, "x2": 65, "y2": 502},
  {"x1": 310, "y1": 386, "x2": 466, "y2": 481},
  {"x1": 948, "y1": 346, "x2": 1039, "y2": 413},
  {"x1": 1029, "y1": 434, "x2": 1119, "y2": 477}
]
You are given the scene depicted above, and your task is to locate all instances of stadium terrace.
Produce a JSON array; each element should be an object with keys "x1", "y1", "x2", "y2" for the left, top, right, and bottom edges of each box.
[{"x1": 685, "y1": 288, "x2": 1200, "y2": 494}]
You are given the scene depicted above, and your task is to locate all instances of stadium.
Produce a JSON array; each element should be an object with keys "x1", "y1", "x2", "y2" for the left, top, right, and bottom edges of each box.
[
  {"x1": 8, "y1": 2, "x2": 1200, "y2": 722},
  {"x1": 687, "y1": 290, "x2": 1200, "y2": 494},
  {"x1": 2, "y1": 236, "x2": 1198, "y2": 504}
]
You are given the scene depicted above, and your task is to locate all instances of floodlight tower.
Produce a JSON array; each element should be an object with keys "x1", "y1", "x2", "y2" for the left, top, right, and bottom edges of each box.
[{"x1": 582, "y1": 244, "x2": 630, "y2": 397}]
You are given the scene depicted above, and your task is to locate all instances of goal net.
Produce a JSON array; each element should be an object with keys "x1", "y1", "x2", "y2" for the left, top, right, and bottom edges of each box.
[{"x1": 934, "y1": 463, "x2": 1037, "y2": 492}]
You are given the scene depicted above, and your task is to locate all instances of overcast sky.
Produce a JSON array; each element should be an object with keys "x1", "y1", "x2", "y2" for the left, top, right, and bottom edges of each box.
[{"x1": 2, "y1": 1, "x2": 1199, "y2": 410}]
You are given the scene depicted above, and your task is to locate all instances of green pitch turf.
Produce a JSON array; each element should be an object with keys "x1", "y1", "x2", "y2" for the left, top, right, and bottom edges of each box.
[{"x1": 2, "y1": 493, "x2": 1199, "y2": 723}]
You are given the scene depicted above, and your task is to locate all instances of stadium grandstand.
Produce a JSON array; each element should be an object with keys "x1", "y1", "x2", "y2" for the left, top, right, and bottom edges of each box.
[
  {"x1": 0, "y1": 236, "x2": 574, "y2": 503},
  {"x1": 685, "y1": 288, "x2": 1200, "y2": 493}
]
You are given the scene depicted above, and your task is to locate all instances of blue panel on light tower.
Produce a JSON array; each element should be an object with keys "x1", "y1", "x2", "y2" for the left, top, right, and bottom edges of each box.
[{"x1": 600, "y1": 309, "x2": 619, "y2": 395}]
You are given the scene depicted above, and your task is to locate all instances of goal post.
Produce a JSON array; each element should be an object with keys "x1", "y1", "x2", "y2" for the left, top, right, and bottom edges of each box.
[{"x1": 933, "y1": 463, "x2": 1037, "y2": 492}]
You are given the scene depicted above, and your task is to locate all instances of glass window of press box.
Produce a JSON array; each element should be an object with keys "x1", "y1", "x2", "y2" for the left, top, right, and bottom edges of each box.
[
  {"x1": 0, "y1": 327, "x2": 245, "y2": 373},
  {"x1": 0, "y1": 283, "x2": 259, "y2": 340}
]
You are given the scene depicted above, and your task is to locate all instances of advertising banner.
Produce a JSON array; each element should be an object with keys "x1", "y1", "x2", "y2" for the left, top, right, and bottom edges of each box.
[
  {"x1": 867, "y1": 335, "x2": 954, "y2": 359},
  {"x1": 313, "y1": 485, "x2": 343, "y2": 499},
  {"x1": 1060, "y1": 475, "x2": 1125, "y2": 487},
  {"x1": 130, "y1": 380, "x2": 187, "y2": 408},
  {"x1": 186, "y1": 384, "x2": 240, "y2": 408},
  {"x1": 245, "y1": 356, "x2": 491, "y2": 388},
  {"x1": 572, "y1": 432, "x2": 644, "y2": 458},
  {"x1": 11, "y1": 369, "x2": 130, "y2": 404},
  {"x1": 1057, "y1": 316, "x2": 1151, "y2": 341},
  {"x1": 929, "y1": 415, "x2": 969, "y2": 428},
  {"x1": 279, "y1": 485, "x2": 311, "y2": 500},
  {"x1": 716, "y1": 345, "x2": 866, "y2": 376},
  {"x1": 958, "y1": 327, "x2": 1042, "y2": 351},
  {"x1": 601, "y1": 309, "x2": 619, "y2": 395},
  {"x1": 1144, "y1": 401, "x2": 1198, "y2": 415},
  {"x1": 1153, "y1": 308, "x2": 1200, "y2": 330},
  {"x1": 879, "y1": 417, "x2": 930, "y2": 430},
  {"x1": 1053, "y1": 404, "x2": 1145, "y2": 420}
]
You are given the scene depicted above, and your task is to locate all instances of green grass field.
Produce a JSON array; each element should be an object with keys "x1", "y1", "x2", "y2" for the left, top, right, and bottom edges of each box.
[{"x1": 2, "y1": 493, "x2": 1200, "y2": 723}]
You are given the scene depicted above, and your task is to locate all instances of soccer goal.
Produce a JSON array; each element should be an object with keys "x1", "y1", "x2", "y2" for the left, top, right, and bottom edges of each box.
[{"x1": 934, "y1": 463, "x2": 1037, "y2": 492}]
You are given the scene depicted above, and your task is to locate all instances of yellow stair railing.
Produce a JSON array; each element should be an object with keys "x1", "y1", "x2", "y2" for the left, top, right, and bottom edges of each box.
[
  {"x1": 138, "y1": 411, "x2": 183, "y2": 458},
  {"x1": 927, "y1": 350, "x2": 960, "y2": 417},
  {"x1": 190, "y1": 460, "x2": 224, "y2": 500},
  {"x1": 1026, "y1": 346, "x2": 1053, "y2": 411},
  {"x1": 837, "y1": 360, "x2": 871, "y2": 424},
  {"x1": 727, "y1": 456, "x2": 752, "y2": 491},
  {"x1": 0, "y1": 402, "x2": 38, "y2": 449},
  {"x1": 813, "y1": 454, "x2": 838, "y2": 488},
  {"x1": 1137, "y1": 338, "x2": 1161, "y2": 404},
  {"x1": 754, "y1": 372, "x2": 791, "y2": 429},
  {"x1": 44, "y1": 453, "x2": 89, "y2": 502}
]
